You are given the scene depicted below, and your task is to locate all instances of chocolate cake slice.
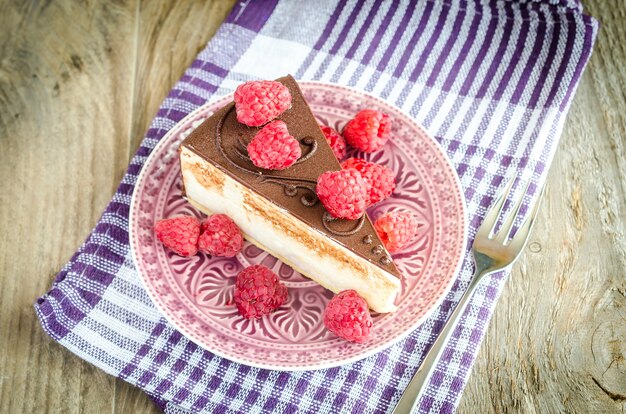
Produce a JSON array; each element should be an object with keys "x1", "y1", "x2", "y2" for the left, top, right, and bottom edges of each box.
[{"x1": 179, "y1": 75, "x2": 401, "y2": 313}]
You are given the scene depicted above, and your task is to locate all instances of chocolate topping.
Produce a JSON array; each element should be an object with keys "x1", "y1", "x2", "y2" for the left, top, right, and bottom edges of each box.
[
  {"x1": 321, "y1": 212, "x2": 365, "y2": 236},
  {"x1": 181, "y1": 75, "x2": 399, "y2": 276}
]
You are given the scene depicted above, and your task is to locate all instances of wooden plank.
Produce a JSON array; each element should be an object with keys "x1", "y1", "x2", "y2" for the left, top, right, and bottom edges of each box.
[
  {"x1": 458, "y1": 0, "x2": 626, "y2": 412},
  {"x1": 0, "y1": 0, "x2": 137, "y2": 412},
  {"x1": 114, "y1": 383, "x2": 160, "y2": 414}
]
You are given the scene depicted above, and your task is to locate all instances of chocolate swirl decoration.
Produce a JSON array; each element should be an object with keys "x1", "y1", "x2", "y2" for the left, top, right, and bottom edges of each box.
[
  {"x1": 321, "y1": 211, "x2": 365, "y2": 236},
  {"x1": 215, "y1": 104, "x2": 319, "y2": 207},
  {"x1": 372, "y1": 245, "x2": 384, "y2": 254},
  {"x1": 234, "y1": 133, "x2": 252, "y2": 163},
  {"x1": 263, "y1": 180, "x2": 318, "y2": 206},
  {"x1": 294, "y1": 137, "x2": 317, "y2": 164}
]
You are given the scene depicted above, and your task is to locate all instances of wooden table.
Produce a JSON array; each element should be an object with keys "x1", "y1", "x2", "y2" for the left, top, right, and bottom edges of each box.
[{"x1": 1, "y1": 1, "x2": 624, "y2": 412}]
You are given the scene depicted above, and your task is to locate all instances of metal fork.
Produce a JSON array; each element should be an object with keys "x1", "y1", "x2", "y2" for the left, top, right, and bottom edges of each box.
[{"x1": 392, "y1": 178, "x2": 545, "y2": 414}]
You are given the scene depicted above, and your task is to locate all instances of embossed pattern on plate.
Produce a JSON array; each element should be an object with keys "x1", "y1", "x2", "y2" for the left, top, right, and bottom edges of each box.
[{"x1": 129, "y1": 82, "x2": 467, "y2": 371}]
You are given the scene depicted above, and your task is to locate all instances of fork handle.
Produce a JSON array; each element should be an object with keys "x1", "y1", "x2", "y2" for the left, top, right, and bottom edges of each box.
[{"x1": 392, "y1": 267, "x2": 491, "y2": 414}]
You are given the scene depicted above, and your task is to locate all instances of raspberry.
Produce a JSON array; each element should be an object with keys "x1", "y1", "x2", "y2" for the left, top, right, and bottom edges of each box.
[
  {"x1": 341, "y1": 158, "x2": 395, "y2": 206},
  {"x1": 198, "y1": 214, "x2": 243, "y2": 257},
  {"x1": 234, "y1": 265, "x2": 288, "y2": 319},
  {"x1": 320, "y1": 125, "x2": 347, "y2": 160},
  {"x1": 323, "y1": 290, "x2": 372, "y2": 343},
  {"x1": 316, "y1": 169, "x2": 368, "y2": 220},
  {"x1": 374, "y1": 211, "x2": 419, "y2": 253},
  {"x1": 233, "y1": 80, "x2": 292, "y2": 127},
  {"x1": 247, "y1": 120, "x2": 301, "y2": 170},
  {"x1": 342, "y1": 109, "x2": 392, "y2": 152},
  {"x1": 154, "y1": 215, "x2": 201, "y2": 257}
]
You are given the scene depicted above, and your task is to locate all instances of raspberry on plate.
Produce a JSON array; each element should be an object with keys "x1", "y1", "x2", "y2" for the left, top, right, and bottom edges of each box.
[
  {"x1": 234, "y1": 265, "x2": 288, "y2": 319},
  {"x1": 234, "y1": 80, "x2": 292, "y2": 127},
  {"x1": 323, "y1": 290, "x2": 373, "y2": 343},
  {"x1": 342, "y1": 109, "x2": 392, "y2": 153},
  {"x1": 374, "y1": 210, "x2": 419, "y2": 253},
  {"x1": 341, "y1": 158, "x2": 395, "y2": 206},
  {"x1": 154, "y1": 215, "x2": 201, "y2": 257},
  {"x1": 316, "y1": 169, "x2": 368, "y2": 220},
  {"x1": 198, "y1": 214, "x2": 243, "y2": 257},
  {"x1": 247, "y1": 120, "x2": 301, "y2": 170},
  {"x1": 320, "y1": 125, "x2": 347, "y2": 160}
]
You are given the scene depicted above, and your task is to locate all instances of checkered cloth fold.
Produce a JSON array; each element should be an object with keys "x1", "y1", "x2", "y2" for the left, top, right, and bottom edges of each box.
[{"x1": 35, "y1": 1, "x2": 597, "y2": 412}]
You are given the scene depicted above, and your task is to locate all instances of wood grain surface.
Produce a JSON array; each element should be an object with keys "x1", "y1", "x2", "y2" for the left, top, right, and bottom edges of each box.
[{"x1": 0, "y1": 1, "x2": 623, "y2": 413}]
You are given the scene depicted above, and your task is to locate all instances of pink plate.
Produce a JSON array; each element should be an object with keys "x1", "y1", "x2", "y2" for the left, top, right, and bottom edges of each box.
[{"x1": 129, "y1": 82, "x2": 467, "y2": 371}]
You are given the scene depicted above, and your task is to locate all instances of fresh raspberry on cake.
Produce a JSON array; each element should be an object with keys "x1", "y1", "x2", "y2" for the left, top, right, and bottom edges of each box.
[
  {"x1": 316, "y1": 169, "x2": 368, "y2": 220},
  {"x1": 234, "y1": 265, "x2": 288, "y2": 319},
  {"x1": 342, "y1": 109, "x2": 391, "y2": 152},
  {"x1": 234, "y1": 80, "x2": 292, "y2": 127},
  {"x1": 324, "y1": 290, "x2": 373, "y2": 343},
  {"x1": 341, "y1": 158, "x2": 395, "y2": 206},
  {"x1": 374, "y1": 210, "x2": 419, "y2": 253},
  {"x1": 154, "y1": 215, "x2": 201, "y2": 257},
  {"x1": 198, "y1": 214, "x2": 243, "y2": 257},
  {"x1": 320, "y1": 125, "x2": 347, "y2": 160},
  {"x1": 247, "y1": 120, "x2": 301, "y2": 170}
]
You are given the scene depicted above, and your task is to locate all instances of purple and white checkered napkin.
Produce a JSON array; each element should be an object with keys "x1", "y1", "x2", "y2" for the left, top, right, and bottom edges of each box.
[{"x1": 35, "y1": 1, "x2": 597, "y2": 412}]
